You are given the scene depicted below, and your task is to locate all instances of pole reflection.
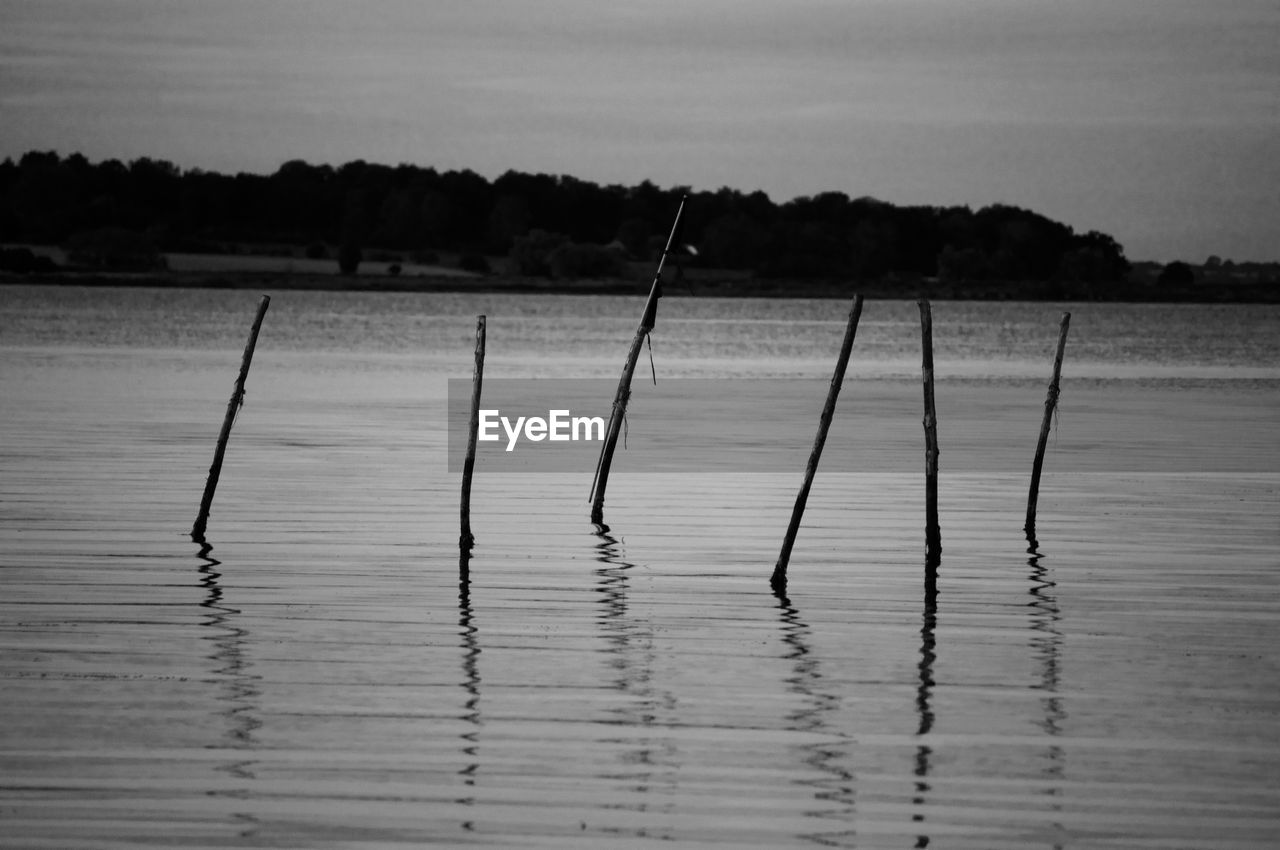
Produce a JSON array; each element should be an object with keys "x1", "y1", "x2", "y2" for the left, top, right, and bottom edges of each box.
[
  {"x1": 912, "y1": 553, "x2": 940, "y2": 848},
  {"x1": 194, "y1": 538, "x2": 261, "y2": 839},
  {"x1": 773, "y1": 586, "x2": 857, "y2": 847},
  {"x1": 457, "y1": 547, "x2": 481, "y2": 833},
  {"x1": 592, "y1": 526, "x2": 676, "y2": 840},
  {"x1": 1027, "y1": 533, "x2": 1066, "y2": 848}
]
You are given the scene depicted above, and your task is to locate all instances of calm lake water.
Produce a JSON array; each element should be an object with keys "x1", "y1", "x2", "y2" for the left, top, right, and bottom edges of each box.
[{"x1": 2, "y1": 285, "x2": 1279, "y2": 848}]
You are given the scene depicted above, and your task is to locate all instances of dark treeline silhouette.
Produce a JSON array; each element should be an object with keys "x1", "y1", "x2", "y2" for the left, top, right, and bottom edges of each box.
[{"x1": 0, "y1": 149, "x2": 1133, "y2": 285}]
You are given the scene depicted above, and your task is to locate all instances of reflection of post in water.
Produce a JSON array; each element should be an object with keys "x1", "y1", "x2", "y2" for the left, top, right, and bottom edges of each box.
[
  {"x1": 592, "y1": 528, "x2": 675, "y2": 836},
  {"x1": 456, "y1": 551, "x2": 482, "y2": 832},
  {"x1": 197, "y1": 543, "x2": 261, "y2": 758},
  {"x1": 912, "y1": 556, "x2": 939, "y2": 848},
  {"x1": 1026, "y1": 533, "x2": 1066, "y2": 839},
  {"x1": 195, "y1": 542, "x2": 262, "y2": 839},
  {"x1": 773, "y1": 587, "x2": 856, "y2": 847}
]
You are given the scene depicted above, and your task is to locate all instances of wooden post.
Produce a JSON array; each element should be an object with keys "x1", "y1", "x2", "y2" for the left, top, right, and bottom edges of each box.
[
  {"x1": 460, "y1": 315, "x2": 486, "y2": 550},
  {"x1": 1025, "y1": 312, "x2": 1071, "y2": 535},
  {"x1": 589, "y1": 195, "x2": 687, "y2": 526},
  {"x1": 771, "y1": 295, "x2": 865, "y2": 590},
  {"x1": 919, "y1": 299, "x2": 941, "y2": 564},
  {"x1": 192, "y1": 295, "x2": 270, "y2": 541}
]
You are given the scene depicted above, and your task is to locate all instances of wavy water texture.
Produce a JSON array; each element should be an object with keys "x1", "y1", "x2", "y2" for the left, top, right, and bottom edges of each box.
[{"x1": 1, "y1": 287, "x2": 1278, "y2": 848}]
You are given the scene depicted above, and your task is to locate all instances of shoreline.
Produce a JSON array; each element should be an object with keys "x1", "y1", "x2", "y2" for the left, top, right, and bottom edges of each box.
[{"x1": 3, "y1": 269, "x2": 1278, "y2": 303}]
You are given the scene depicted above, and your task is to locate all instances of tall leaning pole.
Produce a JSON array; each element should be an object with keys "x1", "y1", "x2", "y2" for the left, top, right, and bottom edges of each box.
[
  {"x1": 771, "y1": 294, "x2": 865, "y2": 591},
  {"x1": 1025, "y1": 312, "x2": 1071, "y2": 539},
  {"x1": 192, "y1": 294, "x2": 270, "y2": 542},
  {"x1": 918, "y1": 298, "x2": 941, "y2": 566},
  {"x1": 589, "y1": 195, "x2": 687, "y2": 527},
  {"x1": 460, "y1": 315, "x2": 487, "y2": 552}
]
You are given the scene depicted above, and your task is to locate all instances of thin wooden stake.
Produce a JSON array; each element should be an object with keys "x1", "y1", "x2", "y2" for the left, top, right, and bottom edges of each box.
[
  {"x1": 771, "y1": 295, "x2": 865, "y2": 590},
  {"x1": 460, "y1": 315, "x2": 487, "y2": 550},
  {"x1": 192, "y1": 295, "x2": 270, "y2": 541},
  {"x1": 589, "y1": 195, "x2": 687, "y2": 526},
  {"x1": 919, "y1": 299, "x2": 941, "y2": 564},
  {"x1": 1025, "y1": 312, "x2": 1071, "y2": 535}
]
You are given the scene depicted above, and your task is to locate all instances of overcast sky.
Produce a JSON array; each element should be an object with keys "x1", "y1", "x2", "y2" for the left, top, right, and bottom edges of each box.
[{"x1": 1, "y1": 0, "x2": 1276, "y2": 261}]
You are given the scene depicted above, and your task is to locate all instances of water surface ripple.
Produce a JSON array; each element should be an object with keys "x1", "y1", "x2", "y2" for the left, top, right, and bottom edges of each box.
[{"x1": 2, "y1": 287, "x2": 1278, "y2": 848}]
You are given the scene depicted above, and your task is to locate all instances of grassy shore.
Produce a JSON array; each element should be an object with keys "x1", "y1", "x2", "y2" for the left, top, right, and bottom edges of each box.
[
  {"x1": 2, "y1": 244, "x2": 1277, "y2": 302},
  {"x1": 5, "y1": 266, "x2": 1279, "y2": 303}
]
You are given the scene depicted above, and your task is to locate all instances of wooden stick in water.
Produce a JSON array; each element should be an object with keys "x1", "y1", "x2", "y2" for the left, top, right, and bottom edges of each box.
[
  {"x1": 919, "y1": 299, "x2": 942, "y2": 564},
  {"x1": 192, "y1": 294, "x2": 271, "y2": 541},
  {"x1": 1025, "y1": 312, "x2": 1071, "y2": 536},
  {"x1": 771, "y1": 295, "x2": 865, "y2": 590},
  {"x1": 589, "y1": 195, "x2": 687, "y2": 526},
  {"x1": 460, "y1": 315, "x2": 487, "y2": 550}
]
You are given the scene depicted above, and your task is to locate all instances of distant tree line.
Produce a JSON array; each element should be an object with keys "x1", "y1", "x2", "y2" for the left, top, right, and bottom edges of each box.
[{"x1": 0, "y1": 150, "x2": 1132, "y2": 283}]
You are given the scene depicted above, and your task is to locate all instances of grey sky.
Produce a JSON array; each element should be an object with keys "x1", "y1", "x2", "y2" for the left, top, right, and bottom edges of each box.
[{"x1": 1, "y1": 0, "x2": 1276, "y2": 261}]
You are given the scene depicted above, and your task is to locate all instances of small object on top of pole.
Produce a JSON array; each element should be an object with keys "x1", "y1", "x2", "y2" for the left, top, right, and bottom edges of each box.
[
  {"x1": 460, "y1": 315, "x2": 487, "y2": 551},
  {"x1": 918, "y1": 299, "x2": 942, "y2": 566},
  {"x1": 771, "y1": 294, "x2": 865, "y2": 592},
  {"x1": 192, "y1": 294, "x2": 271, "y2": 542},
  {"x1": 1025, "y1": 312, "x2": 1071, "y2": 537},
  {"x1": 589, "y1": 194, "x2": 687, "y2": 527}
]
